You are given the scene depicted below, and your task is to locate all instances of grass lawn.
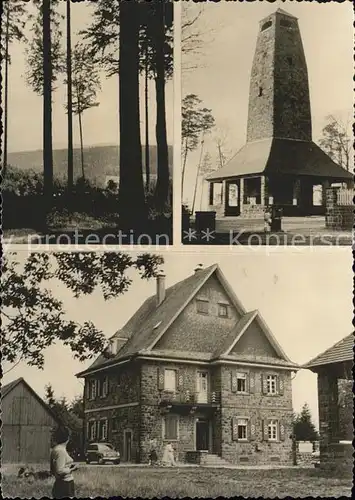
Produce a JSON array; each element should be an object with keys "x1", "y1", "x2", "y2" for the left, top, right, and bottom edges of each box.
[{"x1": 2, "y1": 465, "x2": 352, "y2": 498}]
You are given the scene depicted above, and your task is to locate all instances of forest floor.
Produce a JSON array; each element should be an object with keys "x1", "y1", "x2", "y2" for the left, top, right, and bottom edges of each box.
[{"x1": 2, "y1": 464, "x2": 352, "y2": 498}]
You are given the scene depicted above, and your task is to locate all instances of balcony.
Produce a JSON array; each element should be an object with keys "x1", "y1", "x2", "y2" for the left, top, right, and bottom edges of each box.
[{"x1": 159, "y1": 390, "x2": 220, "y2": 415}]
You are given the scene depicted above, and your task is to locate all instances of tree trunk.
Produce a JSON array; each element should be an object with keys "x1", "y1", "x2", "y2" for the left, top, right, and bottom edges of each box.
[
  {"x1": 118, "y1": 0, "x2": 146, "y2": 231},
  {"x1": 3, "y1": 4, "x2": 10, "y2": 171},
  {"x1": 153, "y1": 1, "x2": 170, "y2": 211},
  {"x1": 181, "y1": 136, "x2": 189, "y2": 198},
  {"x1": 43, "y1": 0, "x2": 54, "y2": 209},
  {"x1": 67, "y1": 0, "x2": 74, "y2": 194},
  {"x1": 192, "y1": 137, "x2": 205, "y2": 214},
  {"x1": 144, "y1": 45, "x2": 150, "y2": 191},
  {"x1": 78, "y1": 111, "x2": 85, "y2": 179}
]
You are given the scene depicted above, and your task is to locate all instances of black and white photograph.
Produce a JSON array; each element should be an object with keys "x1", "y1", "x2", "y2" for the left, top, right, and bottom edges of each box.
[
  {"x1": 2, "y1": 0, "x2": 174, "y2": 245},
  {"x1": 1, "y1": 1, "x2": 353, "y2": 499},
  {"x1": 181, "y1": 2, "x2": 353, "y2": 245},
  {"x1": 1, "y1": 249, "x2": 353, "y2": 498}
]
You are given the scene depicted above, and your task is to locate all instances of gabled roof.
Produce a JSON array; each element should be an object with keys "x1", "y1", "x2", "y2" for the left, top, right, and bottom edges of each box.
[
  {"x1": 207, "y1": 139, "x2": 353, "y2": 182},
  {"x1": 1, "y1": 377, "x2": 60, "y2": 423},
  {"x1": 77, "y1": 264, "x2": 249, "y2": 377},
  {"x1": 303, "y1": 333, "x2": 354, "y2": 370}
]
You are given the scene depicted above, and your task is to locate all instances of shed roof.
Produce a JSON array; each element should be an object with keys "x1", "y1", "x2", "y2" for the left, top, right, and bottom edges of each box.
[
  {"x1": 303, "y1": 333, "x2": 354, "y2": 370},
  {"x1": 207, "y1": 138, "x2": 353, "y2": 182}
]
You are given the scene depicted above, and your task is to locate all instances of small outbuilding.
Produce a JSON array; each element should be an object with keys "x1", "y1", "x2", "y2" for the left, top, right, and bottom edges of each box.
[
  {"x1": 303, "y1": 334, "x2": 353, "y2": 473},
  {"x1": 1, "y1": 377, "x2": 59, "y2": 463}
]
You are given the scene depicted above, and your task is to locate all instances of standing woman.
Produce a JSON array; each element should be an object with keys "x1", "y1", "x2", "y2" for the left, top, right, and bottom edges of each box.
[{"x1": 50, "y1": 426, "x2": 78, "y2": 499}]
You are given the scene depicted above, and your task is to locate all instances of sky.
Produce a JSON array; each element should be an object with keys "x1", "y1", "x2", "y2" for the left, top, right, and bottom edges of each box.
[
  {"x1": 5, "y1": 1, "x2": 174, "y2": 153},
  {"x1": 181, "y1": 0, "x2": 353, "y2": 206},
  {"x1": 3, "y1": 248, "x2": 352, "y2": 428}
]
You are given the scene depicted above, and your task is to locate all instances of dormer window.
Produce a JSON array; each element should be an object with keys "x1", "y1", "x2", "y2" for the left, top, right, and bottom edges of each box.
[
  {"x1": 261, "y1": 20, "x2": 272, "y2": 32},
  {"x1": 218, "y1": 303, "x2": 229, "y2": 318},
  {"x1": 196, "y1": 298, "x2": 209, "y2": 315}
]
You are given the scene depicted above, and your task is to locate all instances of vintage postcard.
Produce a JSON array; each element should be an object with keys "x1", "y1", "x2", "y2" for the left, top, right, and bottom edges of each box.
[
  {"x1": 2, "y1": 0, "x2": 174, "y2": 245},
  {"x1": 1, "y1": 0, "x2": 353, "y2": 499},
  {"x1": 181, "y1": 1, "x2": 353, "y2": 246},
  {"x1": 1, "y1": 249, "x2": 353, "y2": 497}
]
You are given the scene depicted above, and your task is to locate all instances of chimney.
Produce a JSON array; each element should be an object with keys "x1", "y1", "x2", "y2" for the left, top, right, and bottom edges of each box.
[
  {"x1": 156, "y1": 271, "x2": 166, "y2": 306},
  {"x1": 194, "y1": 263, "x2": 204, "y2": 273}
]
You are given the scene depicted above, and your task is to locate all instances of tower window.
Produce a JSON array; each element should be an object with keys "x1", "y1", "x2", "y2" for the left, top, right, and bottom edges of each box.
[
  {"x1": 287, "y1": 57, "x2": 293, "y2": 66},
  {"x1": 280, "y1": 19, "x2": 293, "y2": 29},
  {"x1": 261, "y1": 20, "x2": 272, "y2": 32},
  {"x1": 258, "y1": 87, "x2": 263, "y2": 97}
]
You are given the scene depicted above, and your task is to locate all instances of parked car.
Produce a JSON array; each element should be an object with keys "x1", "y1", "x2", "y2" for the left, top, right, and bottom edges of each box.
[{"x1": 85, "y1": 443, "x2": 120, "y2": 465}]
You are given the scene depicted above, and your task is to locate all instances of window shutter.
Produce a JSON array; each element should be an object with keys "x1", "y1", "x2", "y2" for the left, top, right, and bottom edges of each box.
[
  {"x1": 278, "y1": 375, "x2": 284, "y2": 396},
  {"x1": 85, "y1": 382, "x2": 89, "y2": 399},
  {"x1": 262, "y1": 419, "x2": 269, "y2": 441},
  {"x1": 249, "y1": 419, "x2": 256, "y2": 441},
  {"x1": 232, "y1": 417, "x2": 238, "y2": 441},
  {"x1": 158, "y1": 367, "x2": 164, "y2": 390},
  {"x1": 279, "y1": 421, "x2": 286, "y2": 441},
  {"x1": 249, "y1": 372, "x2": 255, "y2": 394},
  {"x1": 177, "y1": 370, "x2": 184, "y2": 390},
  {"x1": 231, "y1": 371, "x2": 237, "y2": 393},
  {"x1": 261, "y1": 374, "x2": 268, "y2": 395},
  {"x1": 103, "y1": 377, "x2": 108, "y2": 397},
  {"x1": 93, "y1": 380, "x2": 97, "y2": 398}
]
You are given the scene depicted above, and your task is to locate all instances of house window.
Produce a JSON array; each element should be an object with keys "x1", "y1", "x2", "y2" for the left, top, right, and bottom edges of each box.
[
  {"x1": 163, "y1": 415, "x2": 179, "y2": 440},
  {"x1": 88, "y1": 420, "x2": 96, "y2": 441},
  {"x1": 266, "y1": 375, "x2": 277, "y2": 395},
  {"x1": 89, "y1": 380, "x2": 97, "y2": 400},
  {"x1": 268, "y1": 420, "x2": 278, "y2": 441},
  {"x1": 97, "y1": 419, "x2": 108, "y2": 441},
  {"x1": 99, "y1": 377, "x2": 108, "y2": 397},
  {"x1": 196, "y1": 299, "x2": 209, "y2": 315},
  {"x1": 238, "y1": 419, "x2": 248, "y2": 440},
  {"x1": 164, "y1": 369, "x2": 177, "y2": 392},
  {"x1": 218, "y1": 304, "x2": 229, "y2": 318},
  {"x1": 237, "y1": 373, "x2": 247, "y2": 393}
]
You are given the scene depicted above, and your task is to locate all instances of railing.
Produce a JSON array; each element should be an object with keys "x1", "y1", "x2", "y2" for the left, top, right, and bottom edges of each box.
[
  {"x1": 336, "y1": 188, "x2": 353, "y2": 206},
  {"x1": 160, "y1": 390, "x2": 220, "y2": 405}
]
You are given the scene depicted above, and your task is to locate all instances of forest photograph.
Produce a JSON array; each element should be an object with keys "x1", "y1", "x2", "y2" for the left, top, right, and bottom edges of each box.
[{"x1": 2, "y1": 0, "x2": 174, "y2": 244}]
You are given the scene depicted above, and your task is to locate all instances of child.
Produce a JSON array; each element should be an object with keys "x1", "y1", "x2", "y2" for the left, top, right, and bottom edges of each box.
[{"x1": 50, "y1": 426, "x2": 78, "y2": 499}]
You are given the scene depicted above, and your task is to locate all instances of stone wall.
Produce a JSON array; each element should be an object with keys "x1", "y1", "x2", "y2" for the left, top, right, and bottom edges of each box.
[
  {"x1": 85, "y1": 362, "x2": 140, "y2": 411},
  {"x1": 155, "y1": 274, "x2": 242, "y2": 352},
  {"x1": 320, "y1": 443, "x2": 353, "y2": 474},
  {"x1": 325, "y1": 188, "x2": 353, "y2": 230},
  {"x1": 219, "y1": 366, "x2": 294, "y2": 465}
]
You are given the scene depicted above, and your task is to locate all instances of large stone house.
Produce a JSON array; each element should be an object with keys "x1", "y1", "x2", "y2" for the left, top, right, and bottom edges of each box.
[{"x1": 77, "y1": 264, "x2": 299, "y2": 465}]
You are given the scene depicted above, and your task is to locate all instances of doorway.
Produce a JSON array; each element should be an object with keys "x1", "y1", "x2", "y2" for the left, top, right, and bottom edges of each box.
[
  {"x1": 224, "y1": 181, "x2": 240, "y2": 216},
  {"x1": 196, "y1": 418, "x2": 209, "y2": 451},
  {"x1": 123, "y1": 430, "x2": 132, "y2": 462}
]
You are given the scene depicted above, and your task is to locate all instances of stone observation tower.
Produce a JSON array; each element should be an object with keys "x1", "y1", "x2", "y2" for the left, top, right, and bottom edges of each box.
[{"x1": 207, "y1": 9, "x2": 352, "y2": 218}]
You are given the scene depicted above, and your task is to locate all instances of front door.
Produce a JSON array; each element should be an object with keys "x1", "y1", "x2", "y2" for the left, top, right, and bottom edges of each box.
[
  {"x1": 196, "y1": 419, "x2": 209, "y2": 451},
  {"x1": 124, "y1": 430, "x2": 132, "y2": 462},
  {"x1": 196, "y1": 372, "x2": 208, "y2": 403},
  {"x1": 225, "y1": 180, "x2": 240, "y2": 216}
]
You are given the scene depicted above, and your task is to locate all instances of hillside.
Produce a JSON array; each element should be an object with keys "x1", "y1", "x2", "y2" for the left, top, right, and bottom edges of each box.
[{"x1": 7, "y1": 145, "x2": 173, "y2": 187}]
